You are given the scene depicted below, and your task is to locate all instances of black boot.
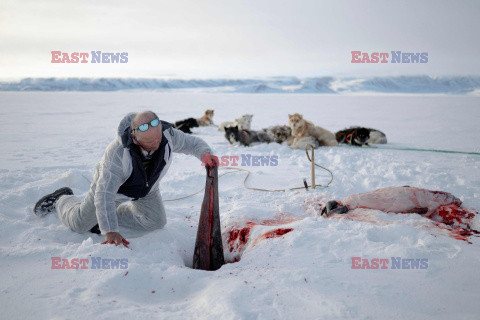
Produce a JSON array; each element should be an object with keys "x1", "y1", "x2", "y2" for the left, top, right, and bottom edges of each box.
[{"x1": 33, "y1": 187, "x2": 73, "y2": 216}]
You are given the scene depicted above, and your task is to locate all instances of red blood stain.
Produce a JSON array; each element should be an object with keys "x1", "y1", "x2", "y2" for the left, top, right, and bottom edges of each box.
[
  {"x1": 227, "y1": 226, "x2": 251, "y2": 253},
  {"x1": 256, "y1": 228, "x2": 293, "y2": 241},
  {"x1": 432, "y1": 205, "x2": 475, "y2": 226},
  {"x1": 303, "y1": 197, "x2": 325, "y2": 215},
  {"x1": 225, "y1": 214, "x2": 298, "y2": 261},
  {"x1": 426, "y1": 222, "x2": 479, "y2": 244},
  {"x1": 426, "y1": 204, "x2": 479, "y2": 243},
  {"x1": 253, "y1": 215, "x2": 300, "y2": 226},
  {"x1": 251, "y1": 228, "x2": 294, "y2": 247}
]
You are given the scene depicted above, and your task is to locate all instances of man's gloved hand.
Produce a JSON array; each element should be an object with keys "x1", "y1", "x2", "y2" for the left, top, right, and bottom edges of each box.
[
  {"x1": 201, "y1": 153, "x2": 219, "y2": 167},
  {"x1": 102, "y1": 232, "x2": 130, "y2": 248}
]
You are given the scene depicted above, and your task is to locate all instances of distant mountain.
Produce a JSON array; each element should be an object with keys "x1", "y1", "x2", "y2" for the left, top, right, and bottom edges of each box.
[{"x1": 1, "y1": 76, "x2": 479, "y2": 94}]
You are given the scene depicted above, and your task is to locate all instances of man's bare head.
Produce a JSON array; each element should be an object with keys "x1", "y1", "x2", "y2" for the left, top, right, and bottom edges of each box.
[{"x1": 131, "y1": 111, "x2": 162, "y2": 152}]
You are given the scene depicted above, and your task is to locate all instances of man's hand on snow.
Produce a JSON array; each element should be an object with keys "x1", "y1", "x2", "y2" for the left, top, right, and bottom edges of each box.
[
  {"x1": 102, "y1": 232, "x2": 130, "y2": 248},
  {"x1": 201, "y1": 154, "x2": 219, "y2": 167}
]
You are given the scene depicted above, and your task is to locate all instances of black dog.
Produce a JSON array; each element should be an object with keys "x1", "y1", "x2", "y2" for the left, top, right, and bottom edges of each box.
[
  {"x1": 335, "y1": 127, "x2": 387, "y2": 146},
  {"x1": 224, "y1": 126, "x2": 273, "y2": 146},
  {"x1": 174, "y1": 118, "x2": 199, "y2": 134}
]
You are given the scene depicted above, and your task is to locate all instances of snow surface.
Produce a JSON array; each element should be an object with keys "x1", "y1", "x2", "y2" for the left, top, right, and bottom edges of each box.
[
  {"x1": 0, "y1": 92, "x2": 479, "y2": 319},
  {"x1": 1, "y1": 76, "x2": 480, "y2": 94}
]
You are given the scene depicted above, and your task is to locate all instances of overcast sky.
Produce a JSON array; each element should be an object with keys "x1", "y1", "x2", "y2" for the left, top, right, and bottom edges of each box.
[{"x1": 1, "y1": 0, "x2": 479, "y2": 79}]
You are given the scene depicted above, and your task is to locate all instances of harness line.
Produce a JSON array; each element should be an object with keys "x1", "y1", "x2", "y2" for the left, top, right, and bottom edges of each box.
[
  {"x1": 363, "y1": 145, "x2": 480, "y2": 156},
  {"x1": 164, "y1": 144, "x2": 334, "y2": 201}
]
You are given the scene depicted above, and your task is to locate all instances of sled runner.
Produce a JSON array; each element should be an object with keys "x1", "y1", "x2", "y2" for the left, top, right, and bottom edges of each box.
[{"x1": 193, "y1": 164, "x2": 225, "y2": 271}]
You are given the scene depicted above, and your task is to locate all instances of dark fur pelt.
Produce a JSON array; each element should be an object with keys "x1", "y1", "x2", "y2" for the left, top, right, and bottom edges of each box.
[
  {"x1": 174, "y1": 118, "x2": 199, "y2": 134},
  {"x1": 335, "y1": 126, "x2": 387, "y2": 146},
  {"x1": 262, "y1": 125, "x2": 292, "y2": 144},
  {"x1": 225, "y1": 126, "x2": 273, "y2": 146}
]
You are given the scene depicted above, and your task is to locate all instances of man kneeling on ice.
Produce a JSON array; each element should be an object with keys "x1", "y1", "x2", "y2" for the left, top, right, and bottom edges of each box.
[{"x1": 34, "y1": 111, "x2": 217, "y2": 247}]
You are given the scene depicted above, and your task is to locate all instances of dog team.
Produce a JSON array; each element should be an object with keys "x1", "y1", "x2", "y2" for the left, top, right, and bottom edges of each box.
[{"x1": 174, "y1": 109, "x2": 387, "y2": 149}]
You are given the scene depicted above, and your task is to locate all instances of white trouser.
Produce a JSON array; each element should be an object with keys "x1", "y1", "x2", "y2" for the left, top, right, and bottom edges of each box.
[{"x1": 56, "y1": 186, "x2": 167, "y2": 234}]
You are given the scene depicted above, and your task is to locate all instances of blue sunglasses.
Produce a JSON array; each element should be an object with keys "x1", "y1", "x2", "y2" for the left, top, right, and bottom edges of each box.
[{"x1": 132, "y1": 118, "x2": 160, "y2": 132}]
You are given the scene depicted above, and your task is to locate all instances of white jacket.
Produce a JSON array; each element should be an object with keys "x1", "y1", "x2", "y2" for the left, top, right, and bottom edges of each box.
[{"x1": 92, "y1": 113, "x2": 211, "y2": 234}]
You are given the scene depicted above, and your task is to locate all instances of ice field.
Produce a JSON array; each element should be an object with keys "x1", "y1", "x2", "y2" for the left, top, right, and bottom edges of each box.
[{"x1": 0, "y1": 92, "x2": 479, "y2": 319}]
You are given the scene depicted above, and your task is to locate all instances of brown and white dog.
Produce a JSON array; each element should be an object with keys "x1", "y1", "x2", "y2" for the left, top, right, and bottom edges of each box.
[
  {"x1": 287, "y1": 113, "x2": 338, "y2": 148},
  {"x1": 197, "y1": 109, "x2": 215, "y2": 126}
]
